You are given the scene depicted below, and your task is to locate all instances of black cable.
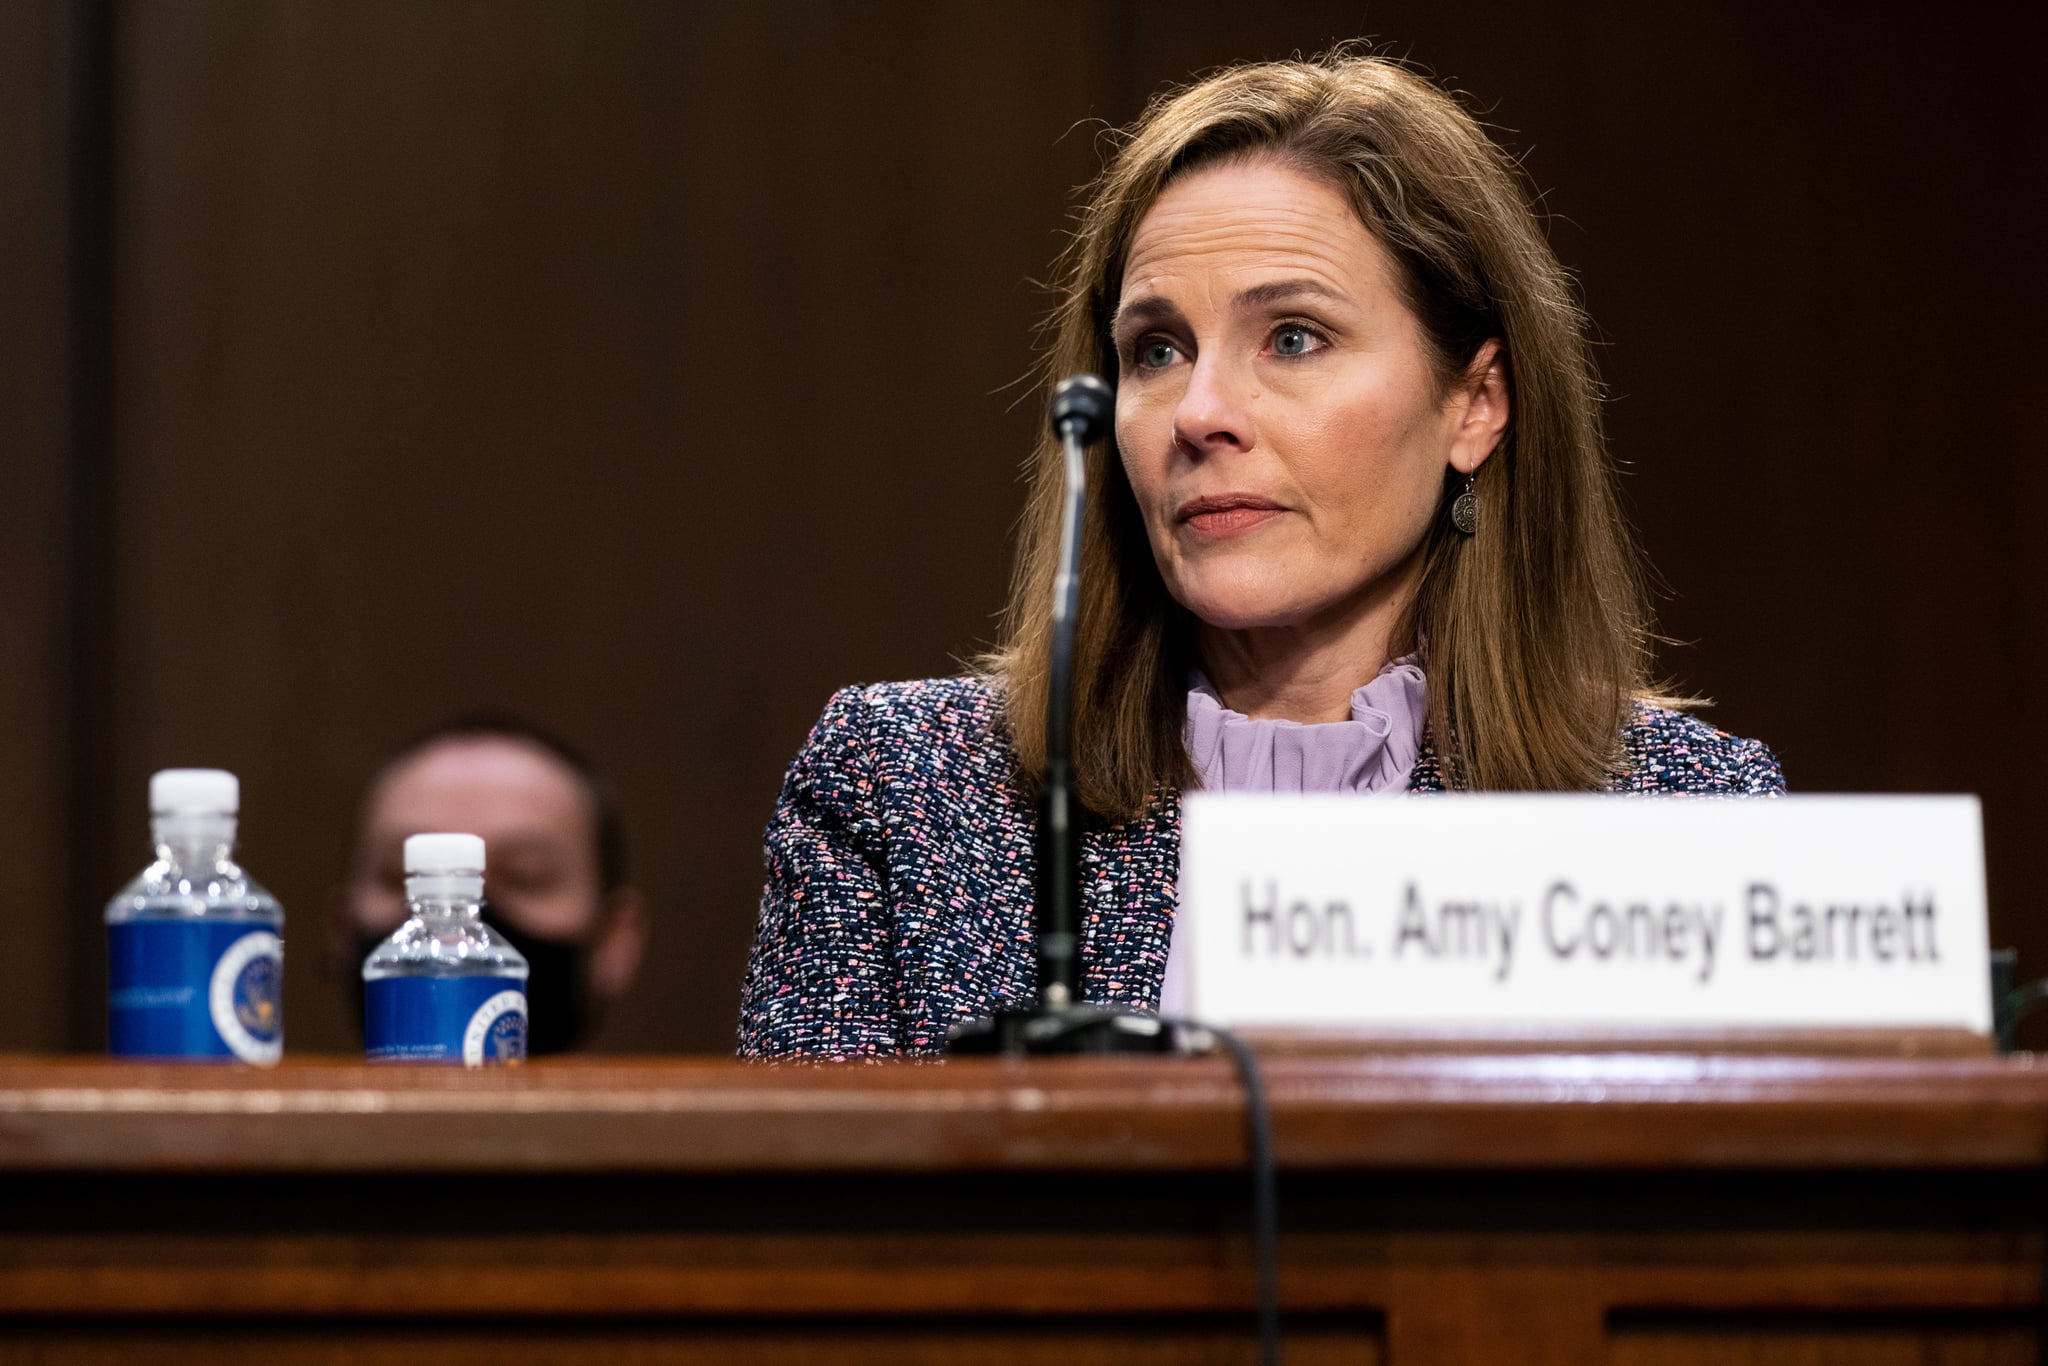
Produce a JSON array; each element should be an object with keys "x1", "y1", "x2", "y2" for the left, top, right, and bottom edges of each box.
[{"x1": 1162, "y1": 1019, "x2": 1279, "y2": 1366}]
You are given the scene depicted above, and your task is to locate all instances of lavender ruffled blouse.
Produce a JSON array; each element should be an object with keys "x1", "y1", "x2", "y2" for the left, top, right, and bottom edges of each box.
[
  {"x1": 1182, "y1": 655, "x2": 1427, "y2": 796},
  {"x1": 1159, "y1": 654, "x2": 1427, "y2": 1013}
]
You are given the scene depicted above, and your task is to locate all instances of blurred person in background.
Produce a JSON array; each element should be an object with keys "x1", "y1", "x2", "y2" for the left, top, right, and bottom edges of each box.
[{"x1": 328, "y1": 715, "x2": 647, "y2": 1054}]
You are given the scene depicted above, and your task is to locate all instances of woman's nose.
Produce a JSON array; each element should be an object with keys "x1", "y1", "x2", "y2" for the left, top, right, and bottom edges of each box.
[{"x1": 1172, "y1": 353, "x2": 1254, "y2": 458}]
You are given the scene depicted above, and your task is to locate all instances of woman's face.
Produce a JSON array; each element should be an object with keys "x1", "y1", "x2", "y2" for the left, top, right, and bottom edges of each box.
[{"x1": 1112, "y1": 157, "x2": 1504, "y2": 640}]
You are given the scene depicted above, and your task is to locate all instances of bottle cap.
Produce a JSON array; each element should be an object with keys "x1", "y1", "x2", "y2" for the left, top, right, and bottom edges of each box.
[
  {"x1": 404, "y1": 833, "x2": 486, "y2": 876},
  {"x1": 150, "y1": 769, "x2": 239, "y2": 815}
]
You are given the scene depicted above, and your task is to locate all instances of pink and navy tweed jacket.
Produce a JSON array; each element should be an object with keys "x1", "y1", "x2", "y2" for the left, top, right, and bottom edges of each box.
[{"x1": 737, "y1": 675, "x2": 1783, "y2": 1059}]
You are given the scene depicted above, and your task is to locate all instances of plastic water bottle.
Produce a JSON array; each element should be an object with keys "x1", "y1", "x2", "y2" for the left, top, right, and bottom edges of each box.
[
  {"x1": 105, "y1": 769, "x2": 284, "y2": 1063},
  {"x1": 363, "y1": 833, "x2": 529, "y2": 1066}
]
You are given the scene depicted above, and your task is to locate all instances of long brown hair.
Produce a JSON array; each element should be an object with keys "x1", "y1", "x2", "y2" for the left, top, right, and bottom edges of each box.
[{"x1": 986, "y1": 53, "x2": 1668, "y2": 819}]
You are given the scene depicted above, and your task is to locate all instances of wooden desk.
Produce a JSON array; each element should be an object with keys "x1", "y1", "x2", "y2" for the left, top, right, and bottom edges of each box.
[{"x1": 1, "y1": 1053, "x2": 2044, "y2": 1363}]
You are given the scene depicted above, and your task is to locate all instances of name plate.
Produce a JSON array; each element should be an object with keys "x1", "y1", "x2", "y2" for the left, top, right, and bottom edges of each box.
[{"x1": 1175, "y1": 795, "x2": 1990, "y2": 1035}]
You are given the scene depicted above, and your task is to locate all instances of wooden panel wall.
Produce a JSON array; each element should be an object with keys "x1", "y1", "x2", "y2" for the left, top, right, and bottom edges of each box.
[
  {"x1": 1, "y1": 0, "x2": 2042, "y2": 1053},
  {"x1": 0, "y1": 0, "x2": 77, "y2": 1052}
]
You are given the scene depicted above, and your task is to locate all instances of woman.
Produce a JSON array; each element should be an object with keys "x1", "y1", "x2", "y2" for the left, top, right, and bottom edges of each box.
[{"x1": 738, "y1": 53, "x2": 1782, "y2": 1060}]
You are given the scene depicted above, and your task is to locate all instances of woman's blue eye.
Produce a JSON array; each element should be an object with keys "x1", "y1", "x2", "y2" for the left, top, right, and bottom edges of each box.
[
  {"x1": 1274, "y1": 325, "x2": 1314, "y2": 357},
  {"x1": 1138, "y1": 339, "x2": 1178, "y2": 368}
]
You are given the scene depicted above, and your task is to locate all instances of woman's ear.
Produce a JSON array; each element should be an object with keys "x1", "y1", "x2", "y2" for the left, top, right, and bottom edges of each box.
[{"x1": 1448, "y1": 339, "x2": 1510, "y2": 476}]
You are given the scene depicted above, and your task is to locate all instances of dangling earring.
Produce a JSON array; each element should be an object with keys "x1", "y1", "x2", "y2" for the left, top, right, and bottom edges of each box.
[{"x1": 1450, "y1": 472, "x2": 1478, "y2": 536}]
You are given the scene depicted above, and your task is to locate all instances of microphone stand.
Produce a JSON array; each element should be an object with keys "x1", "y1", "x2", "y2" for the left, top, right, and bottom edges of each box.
[{"x1": 949, "y1": 375, "x2": 1187, "y2": 1057}]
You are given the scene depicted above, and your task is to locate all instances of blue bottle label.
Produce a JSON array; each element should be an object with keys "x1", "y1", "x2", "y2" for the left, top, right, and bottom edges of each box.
[
  {"x1": 108, "y1": 921, "x2": 283, "y2": 1064},
  {"x1": 365, "y1": 977, "x2": 527, "y2": 1066}
]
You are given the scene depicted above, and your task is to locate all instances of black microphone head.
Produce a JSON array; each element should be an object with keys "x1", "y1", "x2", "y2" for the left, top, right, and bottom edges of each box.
[{"x1": 1049, "y1": 374, "x2": 1113, "y2": 446}]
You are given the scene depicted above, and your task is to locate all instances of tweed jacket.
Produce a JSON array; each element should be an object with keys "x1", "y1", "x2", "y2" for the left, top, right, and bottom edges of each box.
[{"x1": 737, "y1": 675, "x2": 1784, "y2": 1059}]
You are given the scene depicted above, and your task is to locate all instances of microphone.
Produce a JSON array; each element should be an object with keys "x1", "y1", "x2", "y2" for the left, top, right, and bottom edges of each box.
[
  {"x1": 1035, "y1": 376, "x2": 1110, "y2": 1009},
  {"x1": 1050, "y1": 373, "x2": 1112, "y2": 446},
  {"x1": 949, "y1": 374, "x2": 1180, "y2": 1055}
]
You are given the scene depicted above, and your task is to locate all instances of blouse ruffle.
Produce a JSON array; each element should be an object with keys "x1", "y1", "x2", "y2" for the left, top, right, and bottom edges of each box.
[{"x1": 1182, "y1": 654, "x2": 1427, "y2": 795}]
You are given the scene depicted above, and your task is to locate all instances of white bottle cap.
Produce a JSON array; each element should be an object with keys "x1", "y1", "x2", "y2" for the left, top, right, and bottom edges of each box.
[
  {"x1": 150, "y1": 769, "x2": 240, "y2": 815},
  {"x1": 405, "y1": 832, "x2": 486, "y2": 876}
]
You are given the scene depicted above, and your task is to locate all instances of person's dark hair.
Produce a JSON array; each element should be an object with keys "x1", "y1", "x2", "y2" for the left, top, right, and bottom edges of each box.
[
  {"x1": 369, "y1": 712, "x2": 629, "y2": 891},
  {"x1": 987, "y1": 51, "x2": 1679, "y2": 818}
]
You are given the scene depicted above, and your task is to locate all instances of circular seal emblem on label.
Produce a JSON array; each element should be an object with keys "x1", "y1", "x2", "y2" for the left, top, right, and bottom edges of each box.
[
  {"x1": 209, "y1": 930, "x2": 283, "y2": 1065},
  {"x1": 462, "y1": 990, "x2": 528, "y2": 1067}
]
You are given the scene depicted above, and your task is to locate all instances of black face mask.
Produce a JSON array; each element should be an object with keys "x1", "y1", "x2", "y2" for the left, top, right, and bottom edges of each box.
[
  {"x1": 479, "y1": 902, "x2": 592, "y2": 1056},
  {"x1": 352, "y1": 899, "x2": 593, "y2": 1055}
]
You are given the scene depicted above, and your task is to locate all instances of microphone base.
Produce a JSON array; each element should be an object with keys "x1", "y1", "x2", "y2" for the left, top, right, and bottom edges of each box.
[{"x1": 946, "y1": 1003, "x2": 1195, "y2": 1056}]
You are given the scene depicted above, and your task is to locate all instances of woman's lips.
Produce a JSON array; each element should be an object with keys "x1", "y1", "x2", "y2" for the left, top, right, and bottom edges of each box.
[{"x1": 1177, "y1": 494, "x2": 1286, "y2": 536}]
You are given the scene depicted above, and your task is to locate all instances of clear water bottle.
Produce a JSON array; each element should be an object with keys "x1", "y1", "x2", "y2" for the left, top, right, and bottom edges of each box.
[
  {"x1": 363, "y1": 833, "x2": 529, "y2": 1066},
  {"x1": 105, "y1": 769, "x2": 284, "y2": 1064}
]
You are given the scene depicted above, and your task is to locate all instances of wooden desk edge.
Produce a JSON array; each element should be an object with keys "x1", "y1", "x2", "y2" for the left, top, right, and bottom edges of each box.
[{"x1": 0, "y1": 1051, "x2": 2045, "y2": 1173}]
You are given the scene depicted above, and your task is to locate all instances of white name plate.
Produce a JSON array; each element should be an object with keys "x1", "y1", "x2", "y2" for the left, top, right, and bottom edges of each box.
[{"x1": 1176, "y1": 794, "x2": 1990, "y2": 1035}]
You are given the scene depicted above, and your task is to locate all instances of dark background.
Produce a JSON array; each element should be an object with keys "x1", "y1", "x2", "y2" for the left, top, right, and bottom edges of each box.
[{"x1": 1, "y1": 1, "x2": 2041, "y2": 1055}]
